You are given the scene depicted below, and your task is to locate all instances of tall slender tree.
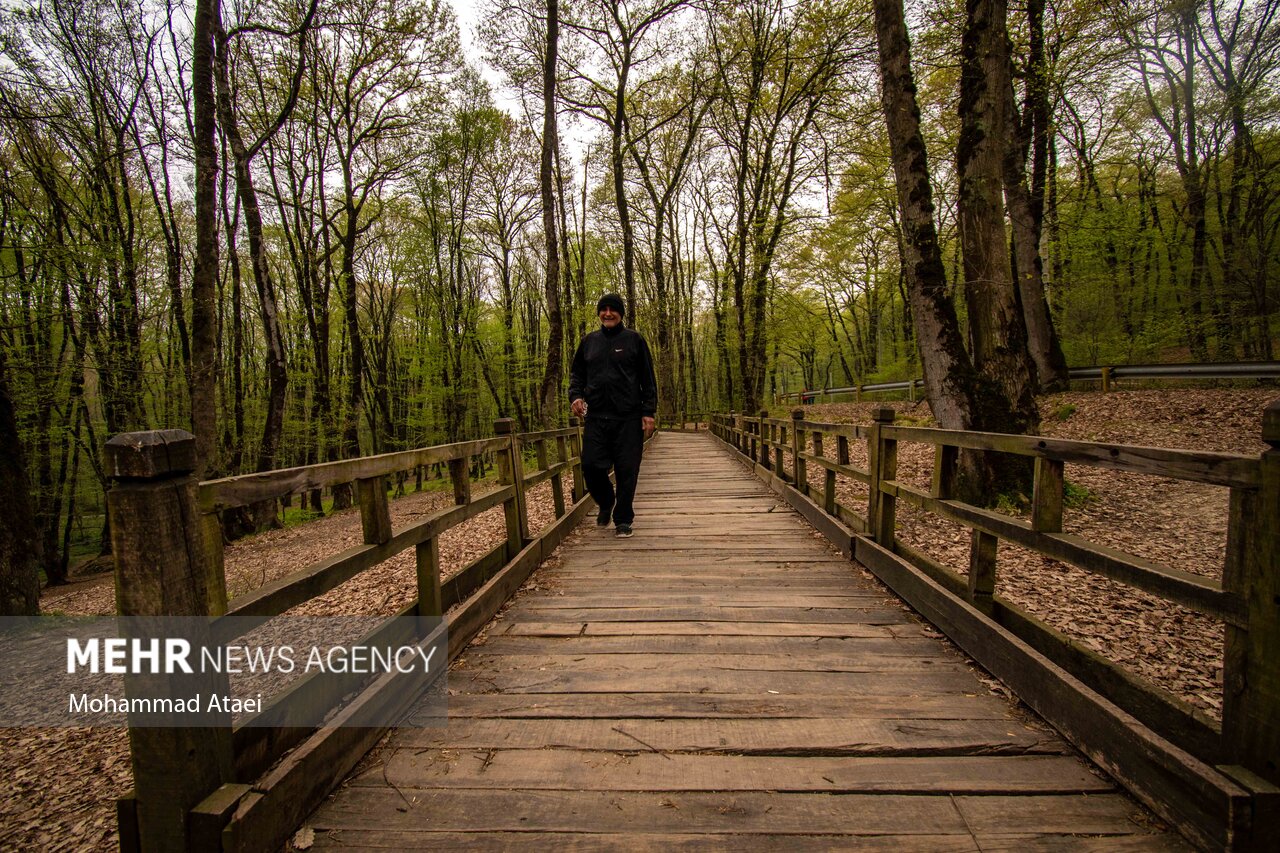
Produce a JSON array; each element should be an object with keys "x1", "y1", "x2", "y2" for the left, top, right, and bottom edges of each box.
[{"x1": 538, "y1": 0, "x2": 563, "y2": 428}]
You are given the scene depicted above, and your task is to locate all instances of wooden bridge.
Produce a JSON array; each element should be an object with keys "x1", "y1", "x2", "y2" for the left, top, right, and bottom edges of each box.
[
  {"x1": 301, "y1": 431, "x2": 1183, "y2": 850},
  {"x1": 102, "y1": 405, "x2": 1279, "y2": 851}
]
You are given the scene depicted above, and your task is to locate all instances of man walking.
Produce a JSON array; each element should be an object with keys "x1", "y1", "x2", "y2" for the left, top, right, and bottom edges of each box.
[{"x1": 568, "y1": 293, "x2": 657, "y2": 538}]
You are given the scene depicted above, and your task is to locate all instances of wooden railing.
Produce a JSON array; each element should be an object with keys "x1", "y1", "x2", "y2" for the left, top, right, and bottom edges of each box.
[
  {"x1": 660, "y1": 411, "x2": 708, "y2": 431},
  {"x1": 106, "y1": 418, "x2": 589, "y2": 852},
  {"x1": 710, "y1": 404, "x2": 1279, "y2": 851}
]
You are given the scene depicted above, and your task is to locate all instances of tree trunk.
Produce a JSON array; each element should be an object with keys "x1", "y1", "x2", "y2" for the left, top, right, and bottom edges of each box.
[
  {"x1": 214, "y1": 19, "x2": 289, "y2": 530},
  {"x1": 1004, "y1": 0, "x2": 1068, "y2": 391},
  {"x1": 538, "y1": 0, "x2": 563, "y2": 429},
  {"x1": 0, "y1": 348, "x2": 40, "y2": 616},
  {"x1": 190, "y1": 0, "x2": 220, "y2": 477},
  {"x1": 957, "y1": 0, "x2": 1039, "y2": 435},
  {"x1": 613, "y1": 57, "x2": 637, "y2": 316},
  {"x1": 873, "y1": 0, "x2": 1029, "y2": 501}
]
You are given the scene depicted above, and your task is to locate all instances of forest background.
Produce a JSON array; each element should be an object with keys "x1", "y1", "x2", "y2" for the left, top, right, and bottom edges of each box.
[{"x1": 0, "y1": 0, "x2": 1277, "y2": 605}]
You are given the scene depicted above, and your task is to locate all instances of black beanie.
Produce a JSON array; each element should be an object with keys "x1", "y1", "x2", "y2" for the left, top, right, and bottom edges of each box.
[{"x1": 596, "y1": 293, "x2": 625, "y2": 317}]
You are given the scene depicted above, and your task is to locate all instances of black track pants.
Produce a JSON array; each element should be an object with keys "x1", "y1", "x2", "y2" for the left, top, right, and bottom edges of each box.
[{"x1": 580, "y1": 416, "x2": 644, "y2": 525}]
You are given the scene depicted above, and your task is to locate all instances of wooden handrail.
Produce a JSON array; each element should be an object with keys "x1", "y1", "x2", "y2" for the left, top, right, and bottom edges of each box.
[
  {"x1": 107, "y1": 418, "x2": 589, "y2": 850},
  {"x1": 882, "y1": 425, "x2": 1259, "y2": 488},
  {"x1": 199, "y1": 436, "x2": 509, "y2": 511}
]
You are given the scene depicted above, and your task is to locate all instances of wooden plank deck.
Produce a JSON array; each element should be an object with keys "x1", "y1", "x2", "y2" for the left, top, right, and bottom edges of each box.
[{"x1": 305, "y1": 431, "x2": 1187, "y2": 850}]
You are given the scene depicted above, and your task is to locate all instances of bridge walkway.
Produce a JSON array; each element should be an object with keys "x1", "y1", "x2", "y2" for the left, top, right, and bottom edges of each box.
[{"x1": 305, "y1": 431, "x2": 1186, "y2": 850}]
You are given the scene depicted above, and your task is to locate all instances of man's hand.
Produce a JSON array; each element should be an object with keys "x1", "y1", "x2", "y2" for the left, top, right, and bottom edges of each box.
[
  {"x1": 571, "y1": 398, "x2": 587, "y2": 418},
  {"x1": 642, "y1": 416, "x2": 656, "y2": 437}
]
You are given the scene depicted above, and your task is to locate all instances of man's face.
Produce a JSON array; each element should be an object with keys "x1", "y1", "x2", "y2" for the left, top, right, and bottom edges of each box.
[{"x1": 599, "y1": 306, "x2": 622, "y2": 328}]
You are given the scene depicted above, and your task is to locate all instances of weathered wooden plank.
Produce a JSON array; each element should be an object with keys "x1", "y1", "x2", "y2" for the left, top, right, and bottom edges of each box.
[
  {"x1": 472, "y1": 634, "x2": 948, "y2": 657},
  {"x1": 200, "y1": 437, "x2": 509, "y2": 511},
  {"x1": 445, "y1": 668, "x2": 980, "y2": 695},
  {"x1": 537, "y1": 573, "x2": 859, "y2": 587},
  {"x1": 582, "y1": 516, "x2": 806, "y2": 528},
  {"x1": 361, "y1": 750, "x2": 1113, "y2": 794},
  {"x1": 310, "y1": 789, "x2": 975, "y2": 835},
  {"x1": 394, "y1": 717, "x2": 1065, "y2": 754},
  {"x1": 552, "y1": 555, "x2": 852, "y2": 568},
  {"x1": 801, "y1": 452, "x2": 873, "y2": 485},
  {"x1": 441, "y1": 691, "x2": 1018, "y2": 720},
  {"x1": 567, "y1": 544, "x2": 845, "y2": 557},
  {"x1": 513, "y1": 593, "x2": 893, "y2": 608},
  {"x1": 460, "y1": 651, "x2": 967, "y2": 674},
  {"x1": 502, "y1": 620, "x2": 929, "y2": 638},
  {"x1": 573, "y1": 528, "x2": 815, "y2": 540},
  {"x1": 991, "y1": 595, "x2": 1224, "y2": 765},
  {"x1": 495, "y1": 606, "x2": 910, "y2": 624},
  {"x1": 970, "y1": 837, "x2": 1191, "y2": 852},
  {"x1": 310, "y1": 830, "x2": 984, "y2": 852},
  {"x1": 309, "y1": 829, "x2": 1185, "y2": 852},
  {"x1": 522, "y1": 457, "x2": 576, "y2": 490},
  {"x1": 879, "y1": 425, "x2": 1260, "y2": 488},
  {"x1": 954, "y1": 794, "x2": 1188, "y2": 838}
]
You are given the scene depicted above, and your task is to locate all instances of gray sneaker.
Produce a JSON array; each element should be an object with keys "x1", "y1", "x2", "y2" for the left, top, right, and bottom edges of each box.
[
  {"x1": 596, "y1": 506, "x2": 612, "y2": 526},
  {"x1": 615, "y1": 523, "x2": 633, "y2": 538}
]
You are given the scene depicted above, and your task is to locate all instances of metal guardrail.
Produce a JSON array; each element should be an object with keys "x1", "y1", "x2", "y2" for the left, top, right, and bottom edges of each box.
[{"x1": 779, "y1": 361, "x2": 1280, "y2": 403}]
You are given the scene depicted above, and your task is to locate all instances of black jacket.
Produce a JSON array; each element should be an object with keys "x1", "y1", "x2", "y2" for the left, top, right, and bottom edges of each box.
[{"x1": 568, "y1": 324, "x2": 657, "y2": 419}]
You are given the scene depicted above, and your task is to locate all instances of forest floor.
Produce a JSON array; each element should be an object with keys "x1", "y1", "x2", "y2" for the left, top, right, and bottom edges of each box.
[{"x1": 4, "y1": 385, "x2": 1275, "y2": 851}]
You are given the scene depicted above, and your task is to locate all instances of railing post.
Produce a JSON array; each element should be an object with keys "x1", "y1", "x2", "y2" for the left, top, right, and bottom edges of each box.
[
  {"x1": 836, "y1": 432, "x2": 850, "y2": 515},
  {"x1": 758, "y1": 410, "x2": 770, "y2": 467},
  {"x1": 356, "y1": 476, "x2": 393, "y2": 544},
  {"x1": 792, "y1": 409, "x2": 806, "y2": 493},
  {"x1": 1223, "y1": 399, "x2": 1280, "y2": 784},
  {"x1": 774, "y1": 417, "x2": 786, "y2": 479},
  {"x1": 416, "y1": 535, "x2": 442, "y2": 631},
  {"x1": 812, "y1": 431, "x2": 834, "y2": 516},
  {"x1": 494, "y1": 419, "x2": 528, "y2": 557},
  {"x1": 448, "y1": 457, "x2": 471, "y2": 506},
  {"x1": 553, "y1": 434, "x2": 569, "y2": 518},
  {"x1": 568, "y1": 416, "x2": 586, "y2": 502},
  {"x1": 1101, "y1": 365, "x2": 1113, "y2": 393},
  {"x1": 105, "y1": 430, "x2": 234, "y2": 851},
  {"x1": 932, "y1": 445, "x2": 957, "y2": 499},
  {"x1": 1032, "y1": 457, "x2": 1065, "y2": 533},
  {"x1": 867, "y1": 408, "x2": 897, "y2": 547},
  {"x1": 199, "y1": 510, "x2": 228, "y2": 616},
  {"x1": 968, "y1": 530, "x2": 998, "y2": 614}
]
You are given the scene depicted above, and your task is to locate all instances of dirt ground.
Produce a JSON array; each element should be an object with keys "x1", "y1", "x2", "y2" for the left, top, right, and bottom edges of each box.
[{"x1": 3, "y1": 386, "x2": 1274, "y2": 851}]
